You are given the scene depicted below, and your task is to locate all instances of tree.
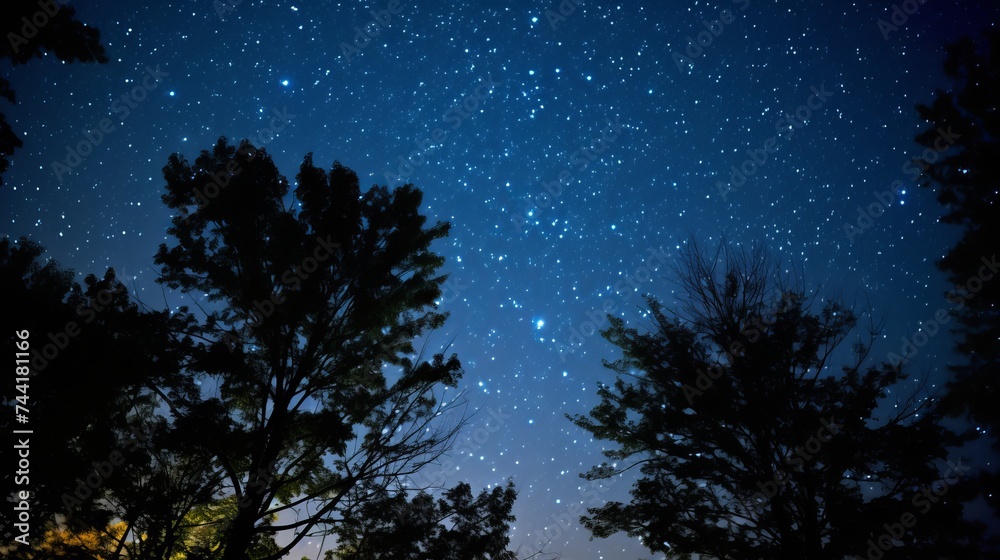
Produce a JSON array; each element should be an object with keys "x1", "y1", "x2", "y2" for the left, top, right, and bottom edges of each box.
[
  {"x1": 101, "y1": 410, "x2": 229, "y2": 560},
  {"x1": 0, "y1": 520, "x2": 131, "y2": 560},
  {"x1": 333, "y1": 480, "x2": 518, "y2": 560},
  {"x1": 914, "y1": 28, "x2": 999, "y2": 480},
  {"x1": 0, "y1": 0, "x2": 108, "y2": 184},
  {"x1": 0, "y1": 237, "x2": 205, "y2": 558},
  {"x1": 153, "y1": 137, "x2": 470, "y2": 560},
  {"x1": 165, "y1": 496, "x2": 279, "y2": 560},
  {"x1": 570, "y1": 240, "x2": 992, "y2": 559}
]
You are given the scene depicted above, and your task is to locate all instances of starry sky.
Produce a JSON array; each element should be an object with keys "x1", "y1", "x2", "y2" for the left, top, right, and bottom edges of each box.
[{"x1": 3, "y1": 1, "x2": 999, "y2": 558}]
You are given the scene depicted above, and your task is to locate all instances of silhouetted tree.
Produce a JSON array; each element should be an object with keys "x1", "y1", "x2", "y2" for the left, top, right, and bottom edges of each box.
[
  {"x1": 570, "y1": 240, "x2": 992, "y2": 559},
  {"x1": 914, "y1": 28, "x2": 999, "y2": 474},
  {"x1": 0, "y1": 0, "x2": 108, "y2": 184},
  {"x1": 153, "y1": 137, "x2": 471, "y2": 560},
  {"x1": 333, "y1": 480, "x2": 518, "y2": 560},
  {"x1": 0, "y1": 237, "x2": 211, "y2": 560}
]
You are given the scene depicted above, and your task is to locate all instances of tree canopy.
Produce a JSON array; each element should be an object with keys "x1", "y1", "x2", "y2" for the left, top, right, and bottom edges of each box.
[
  {"x1": 154, "y1": 137, "x2": 469, "y2": 559},
  {"x1": 570, "y1": 241, "x2": 992, "y2": 559},
  {"x1": 334, "y1": 480, "x2": 518, "y2": 560}
]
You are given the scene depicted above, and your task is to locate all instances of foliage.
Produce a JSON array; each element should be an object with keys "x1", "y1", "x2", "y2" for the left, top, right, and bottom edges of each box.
[
  {"x1": 915, "y1": 27, "x2": 1000, "y2": 449},
  {"x1": 570, "y1": 240, "x2": 991, "y2": 559},
  {"x1": 152, "y1": 138, "x2": 468, "y2": 560},
  {"x1": 334, "y1": 481, "x2": 518, "y2": 560},
  {"x1": 0, "y1": 237, "x2": 201, "y2": 547}
]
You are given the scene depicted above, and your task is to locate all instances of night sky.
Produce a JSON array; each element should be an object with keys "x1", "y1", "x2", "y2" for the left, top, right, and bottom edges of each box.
[{"x1": 3, "y1": 1, "x2": 999, "y2": 558}]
